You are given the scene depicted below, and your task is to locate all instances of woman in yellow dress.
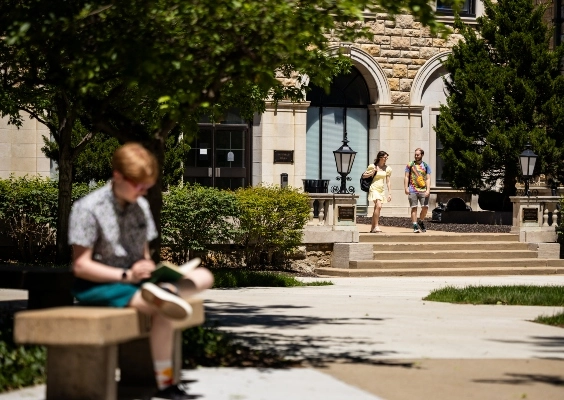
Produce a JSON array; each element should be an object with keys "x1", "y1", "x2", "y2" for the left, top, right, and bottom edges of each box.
[{"x1": 362, "y1": 151, "x2": 392, "y2": 233}]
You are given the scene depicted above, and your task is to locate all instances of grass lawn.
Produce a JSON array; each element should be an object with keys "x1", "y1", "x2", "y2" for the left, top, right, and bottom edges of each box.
[
  {"x1": 211, "y1": 268, "x2": 332, "y2": 288},
  {"x1": 423, "y1": 285, "x2": 564, "y2": 328}
]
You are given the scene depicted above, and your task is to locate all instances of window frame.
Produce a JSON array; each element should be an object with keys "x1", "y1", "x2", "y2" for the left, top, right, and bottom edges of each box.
[{"x1": 436, "y1": 0, "x2": 476, "y2": 18}]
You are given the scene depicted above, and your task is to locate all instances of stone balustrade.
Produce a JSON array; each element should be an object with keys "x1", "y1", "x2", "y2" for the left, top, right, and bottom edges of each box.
[
  {"x1": 302, "y1": 193, "x2": 359, "y2": 243},
  {"x1": 510, "y1": 196, "x2": 562, "y2": 243}
]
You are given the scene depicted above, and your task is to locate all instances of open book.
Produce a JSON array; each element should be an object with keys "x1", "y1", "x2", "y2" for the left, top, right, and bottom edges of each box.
[{"x1": 148, "y1": 258, "x2": 201, "y2": 283}]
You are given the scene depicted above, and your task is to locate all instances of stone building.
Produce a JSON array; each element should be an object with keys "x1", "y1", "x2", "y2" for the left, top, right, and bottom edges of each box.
[
  {"x1": 1, "y1": 0, "x2": 561, "y2": 216},
  {"x1": 240, "y1": 2, "x2": 487, "y2": 217}
]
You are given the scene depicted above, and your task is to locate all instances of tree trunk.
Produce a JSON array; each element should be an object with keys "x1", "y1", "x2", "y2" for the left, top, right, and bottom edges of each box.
[
  {"x1": 55, "y1": 123, "x2": 74, "y2": 265},
  {"x1": 502, "y1": 171, "x2": 517, "y2": 197},
  {"x1": 501, "y1": 169, "x2": 517, "y2": 212},
  {"x1": 147, "y1": 136, "x2": 166, "y2": 263}
]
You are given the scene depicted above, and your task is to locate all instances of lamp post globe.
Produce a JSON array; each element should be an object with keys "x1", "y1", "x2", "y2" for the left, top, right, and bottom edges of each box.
[
  {"x1": 333, "y1": 138, "x2": 357, "y2": 194},
  {"x1": 519, "y1": 143, "x2": 538, "y2": 197}
]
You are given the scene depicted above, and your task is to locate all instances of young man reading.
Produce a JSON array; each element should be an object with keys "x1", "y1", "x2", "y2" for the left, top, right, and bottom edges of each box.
[{"x1": 69, "y1": 142, "x2": 214, "y2": 399}]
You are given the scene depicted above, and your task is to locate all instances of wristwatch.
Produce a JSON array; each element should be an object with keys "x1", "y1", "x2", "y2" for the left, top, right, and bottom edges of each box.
[{"x1": 121, "y1": 269, "x2": 128, "y2": 281}]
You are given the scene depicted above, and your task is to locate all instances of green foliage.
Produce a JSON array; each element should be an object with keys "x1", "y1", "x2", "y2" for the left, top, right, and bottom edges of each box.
[
  {"x1": 424, "y1": 285, "x2": 564, "y2": 306},
  {"x1": 162, "y1": 128, "x2": 193, "y2": 189},
  {"x1": 161, "y1": 184, "x2": 239, "y2": 264},
  {"x1": 0, "y1": 177, "x2": 102, "y2": 263},
  {"x1": 436, "y1": 0, "x2": 564, "y2": 195},
  {"x1": 233, "y1": 185, "x2": 310, "y2": 267},
  {"x1": 0, "y1": 310, "x2": 46, "y2": 393},
  {"x1": 0, "y1": 176, "x2": 58, "y2": 262},
  {"x1": 212, "y1": 269, "x2": 333, "y2": 288},
  {"x1": 71, "y1": 133, "x2": 120, "y2": 184}
]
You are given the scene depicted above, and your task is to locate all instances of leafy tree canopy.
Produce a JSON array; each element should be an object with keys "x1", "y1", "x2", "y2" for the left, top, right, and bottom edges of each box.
[{"x1": 437, "y1": 0, "x2": 564, "y2": 196}]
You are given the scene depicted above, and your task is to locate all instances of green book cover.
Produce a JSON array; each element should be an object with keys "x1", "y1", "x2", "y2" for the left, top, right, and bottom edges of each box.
[{"x1": 149, "y1": 261, "x2": 184, "y2": 283}]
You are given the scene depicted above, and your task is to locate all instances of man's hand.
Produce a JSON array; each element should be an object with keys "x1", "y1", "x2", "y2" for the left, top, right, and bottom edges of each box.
[
  {"x1": 425, "y1": 190, "x2": 430, "y2": 198},
  {"x1": 129, "y1": 259, "x2": 156, "y2": 282},
  {"x1": 404, "y1": 188, "x2": 409, "y2": 195}
]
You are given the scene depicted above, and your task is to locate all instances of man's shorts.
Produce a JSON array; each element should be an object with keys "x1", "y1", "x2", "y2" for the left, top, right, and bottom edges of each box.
[
  {"x1": 72, "y1": 282, "x2": 140, "y2": 308},
  {"x1": 408, "y1": 192, "x2": 429, "y2": 208}
]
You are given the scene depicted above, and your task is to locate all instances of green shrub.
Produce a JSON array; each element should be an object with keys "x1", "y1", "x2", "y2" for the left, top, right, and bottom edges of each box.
[
  {"x1": 0, "y1": 176, "x2": 58, "y2": 262},
  {"x1": 161, "y1": 184, "x2": 239, "y2": 264},
  {"x1": 233, "y1": 185, "x2": 310, "y2": 267},
  {"x1": 0, "y1": 310, "x2": 46, "y2": 393},
  {"x1": 0, "y1": 177, "x2": 102, "y2": 263}
]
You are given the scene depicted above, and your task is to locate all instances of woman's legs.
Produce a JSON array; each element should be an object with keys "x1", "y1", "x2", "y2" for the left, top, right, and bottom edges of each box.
[{"x1": 371, "y1": 199, "x2": 383, "y2": 232}]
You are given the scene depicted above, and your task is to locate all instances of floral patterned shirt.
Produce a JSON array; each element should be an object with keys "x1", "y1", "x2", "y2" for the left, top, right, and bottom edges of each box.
[
  {"x1": 68, "y1": 182, "x2": 158, "y2": 270},
  {"x1": 404, "y1": 161, "x2": 431, "y2": 194}
]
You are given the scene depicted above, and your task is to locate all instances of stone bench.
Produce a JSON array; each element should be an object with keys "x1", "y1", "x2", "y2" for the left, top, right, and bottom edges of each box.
[{"x1": 14, "y1": 297, "x2": 204, "y2": 400}]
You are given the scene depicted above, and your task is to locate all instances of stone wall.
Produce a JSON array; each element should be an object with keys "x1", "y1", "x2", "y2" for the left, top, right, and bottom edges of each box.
[
  {"x1": 329, "y1": 13, "x2": 463, "y2": 104},
  {"x1": 0, "y1": 113, "x2": 51, "y2": 179}
]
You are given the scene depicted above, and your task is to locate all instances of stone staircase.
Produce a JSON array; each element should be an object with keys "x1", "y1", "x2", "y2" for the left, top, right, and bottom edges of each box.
[{"x1": 315, "y1": 232, "x2": 564, "y2": 277}]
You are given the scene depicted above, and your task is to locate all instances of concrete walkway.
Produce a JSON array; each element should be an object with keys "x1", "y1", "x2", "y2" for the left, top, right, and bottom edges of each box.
[{"x1": 2, "y1": 275, "x2": 564, "y2": 399}]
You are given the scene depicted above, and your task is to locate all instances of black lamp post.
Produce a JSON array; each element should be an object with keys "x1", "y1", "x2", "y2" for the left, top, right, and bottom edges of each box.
[
  {"x1": 332, "y1": 109, "x2": 357, "y2": 194},
  {"x1": 519, "y1": 143, "x2": 538, "y2": 197}
]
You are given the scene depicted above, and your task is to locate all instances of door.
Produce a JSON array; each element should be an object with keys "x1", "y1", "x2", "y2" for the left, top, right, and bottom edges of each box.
[{"x1": 184, "y1": 124, "x2": 250, "y2": 190}]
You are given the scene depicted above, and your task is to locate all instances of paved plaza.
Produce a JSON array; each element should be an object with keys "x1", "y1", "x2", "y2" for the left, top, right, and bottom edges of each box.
[{"x1": 1, "y1": 274, "x2": 564, "y2": 399}]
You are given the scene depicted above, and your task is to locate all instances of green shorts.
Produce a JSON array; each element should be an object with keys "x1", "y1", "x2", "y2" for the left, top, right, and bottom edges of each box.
[{"x1": 72, "y1": 282, "x2": 140, "y2": 308}]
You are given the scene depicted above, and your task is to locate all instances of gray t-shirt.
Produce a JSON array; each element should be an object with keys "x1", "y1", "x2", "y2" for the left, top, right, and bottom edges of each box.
[{"x1": 68, "y1": 182, "x2": 158, "y2": 271}]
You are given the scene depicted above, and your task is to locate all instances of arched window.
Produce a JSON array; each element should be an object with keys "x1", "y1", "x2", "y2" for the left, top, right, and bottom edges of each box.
[{"x1": 305, "y1": 66, "x2": 370, "y2": 208}]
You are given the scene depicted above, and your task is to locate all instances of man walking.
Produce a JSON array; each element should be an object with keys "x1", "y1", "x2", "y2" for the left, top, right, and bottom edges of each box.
[{"x1": 404, "y1": 148, "x2": 431, "y2": 233}]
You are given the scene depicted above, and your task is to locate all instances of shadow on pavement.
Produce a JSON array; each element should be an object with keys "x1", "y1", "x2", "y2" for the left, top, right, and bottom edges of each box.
[
  {"x1": 474, "y1": 372, "x2": 564, "y2": 387},
  {"x1": 204, "y1": 300, "x2": 413, "y2": 369},
  {"x1": 488, "y1": 335, "x2": 564, "y2": 354}
]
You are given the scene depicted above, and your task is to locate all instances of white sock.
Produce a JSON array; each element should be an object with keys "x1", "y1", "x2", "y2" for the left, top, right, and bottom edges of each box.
[{"x1": 154, "y1": 359, "x2": 173, "y2": 390}]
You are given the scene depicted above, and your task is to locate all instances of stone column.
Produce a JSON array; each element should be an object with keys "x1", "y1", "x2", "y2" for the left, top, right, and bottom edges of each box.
[{"x1": 252, "y1": 101, "x2": 310, "y2": 189}]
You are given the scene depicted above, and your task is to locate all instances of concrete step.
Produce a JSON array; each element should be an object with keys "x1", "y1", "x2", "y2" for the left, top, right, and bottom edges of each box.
[
  {"x1": 372, "y1": 250, "x2": 537, "y2": 260},
  {"x1": 360, "y1": 233, "x2": 519, "y2": 243},
  {"x1": 350, "y1": 258, "x2": 564, "y2": 270},
  {"x1": 315, "y1": 266, "x2": 564, "y2": 277},
  {"x1": 371, "y1": 241, "x2": 530, "y2": 252}
]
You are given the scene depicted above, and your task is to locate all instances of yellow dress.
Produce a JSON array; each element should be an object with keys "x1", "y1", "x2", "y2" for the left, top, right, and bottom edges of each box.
[{"x1": 365, "y1": 164, "x2": 392, "y2": 202}]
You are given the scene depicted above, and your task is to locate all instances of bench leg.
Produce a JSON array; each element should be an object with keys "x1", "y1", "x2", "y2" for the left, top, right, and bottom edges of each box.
[
  {"x1": 118, "y1": 337, "x2": 158, "y2": 394},
  {"x1": 46, "y1": 345, "x2": 118, "y2": 400},
  {"x1": 119, "y1": 330, "x2": 184, "y2": 392}
]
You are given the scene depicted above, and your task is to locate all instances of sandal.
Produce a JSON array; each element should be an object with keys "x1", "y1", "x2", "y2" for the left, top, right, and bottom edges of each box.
[{"x1": 370, "y1": 228, "x2": 382, "y2": 233}]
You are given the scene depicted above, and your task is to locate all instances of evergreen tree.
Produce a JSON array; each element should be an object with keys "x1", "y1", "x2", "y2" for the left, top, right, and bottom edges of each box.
[{"x1": 436, "y1": 0, "x2": 564, "y2": 200}]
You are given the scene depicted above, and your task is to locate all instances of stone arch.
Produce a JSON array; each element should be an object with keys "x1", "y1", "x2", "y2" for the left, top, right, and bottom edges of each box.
[
  {"x1": 326, "y1": 45, "x2": 391, "y2": 104},
  {"x1": 410, "y1": 52, "x2": 451, "y2": 104}
]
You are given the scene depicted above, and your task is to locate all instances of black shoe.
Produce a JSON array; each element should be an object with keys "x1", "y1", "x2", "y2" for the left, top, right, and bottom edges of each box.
[
  {"x1": 152, "y1": 384, "x2": 191, "y2": 399},
  {"x1": 418, "y1": 220, "x2": 426, "y2": 233}
]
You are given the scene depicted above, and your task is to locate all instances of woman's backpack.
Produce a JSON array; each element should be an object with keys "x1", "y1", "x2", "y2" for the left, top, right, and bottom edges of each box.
[{"x1": 360, "y1": 173, "x2": 373, "y2": 192}]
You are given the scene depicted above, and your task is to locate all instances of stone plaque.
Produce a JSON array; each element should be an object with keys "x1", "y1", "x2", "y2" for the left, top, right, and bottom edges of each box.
[
  {"x1": 273, "y1": 150, "x2": 294, "y2": 164},
  {"x1": 338, "y1": 206, "x2": 355, "y2": 222},
  {"x1": 522, "y1": 207, "x2": 538, "y2": 223}
]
